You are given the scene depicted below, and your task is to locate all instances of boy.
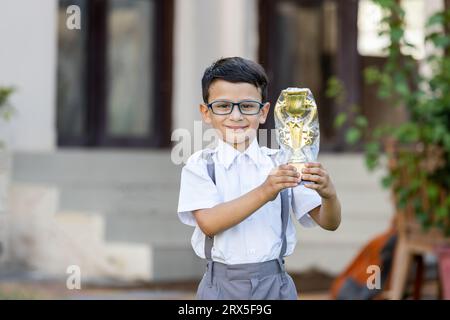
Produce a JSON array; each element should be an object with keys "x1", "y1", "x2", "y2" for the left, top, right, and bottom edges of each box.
[{"x1": 177, "y1": 57, "x2": 341, "y2": 300}]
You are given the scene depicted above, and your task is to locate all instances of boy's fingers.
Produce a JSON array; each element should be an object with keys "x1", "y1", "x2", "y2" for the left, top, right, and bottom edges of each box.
[
  {"x1": 269, "y1": 168, "x2": 298, "y2": 177},
  {"x1": 279, "y1": 164, "x2": 296, "y2": 171},
  {"x1": 302, "y1": 167, "x2": 324, "y2": 176},
  {"x1": 274, "y1": 176, "x2": 299, "y2": 184},
  {"x1": 280, "y1": 181, "x2": 299, "y2": 188},
  {"x1": 305, "y1": 162, "x2": 322, "y2": 168},
  {"x1": 302, "y1": 174, "x2": 323, "y2": 183},
  {"x1": 278, "y1": 169, "x2": 300, "y2": 177},
  {"x1": 304, "y1": 183, "x2": 319, "y2": 189}
]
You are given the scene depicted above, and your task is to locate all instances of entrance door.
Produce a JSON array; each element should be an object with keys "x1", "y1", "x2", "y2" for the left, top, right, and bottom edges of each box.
[{"x1": 259, "y1": 0, "x2": 360, "y2": 151}]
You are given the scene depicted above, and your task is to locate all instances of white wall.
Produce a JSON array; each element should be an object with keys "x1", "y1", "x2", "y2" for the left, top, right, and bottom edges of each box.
[
  {"x1": 0, "y1": 0, "x2": 258, "y2": 152},
  {"x1": 172, "y1": 0, "x2": 258, "y2": 153},
  {"x1": 0, "y1": 0, "x2": 57, "y2": 152}
]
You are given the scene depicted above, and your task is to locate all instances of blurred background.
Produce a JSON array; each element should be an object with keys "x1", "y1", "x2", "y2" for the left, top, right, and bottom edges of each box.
[{"x1": 0, "y1": 0, "x2": 448, "y2": 299}]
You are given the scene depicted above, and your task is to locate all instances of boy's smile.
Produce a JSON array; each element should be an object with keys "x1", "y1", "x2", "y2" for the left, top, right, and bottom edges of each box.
[{"x1": 200, "y1": 80, "x2": 270, "y2": 151}]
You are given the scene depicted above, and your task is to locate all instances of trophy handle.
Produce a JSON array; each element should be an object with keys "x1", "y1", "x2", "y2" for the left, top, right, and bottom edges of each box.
[
  {"x1": 274, "y1": 100, "x2": 286, "y2": 123},
  {"x1": 305, "y1": 98, "x2": 318, "y2": 127}
]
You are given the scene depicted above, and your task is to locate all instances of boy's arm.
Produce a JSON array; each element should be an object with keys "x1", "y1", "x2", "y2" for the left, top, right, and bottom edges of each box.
[
  {"x1": 309, "y1": 195, "x2": 341, "y2": 231},
  {"x1": 193, "y1": 164, "x2": 300, "y2": 237},
  {"x1": 301, "y1": 162, "x2": 341, "y2": 231}
]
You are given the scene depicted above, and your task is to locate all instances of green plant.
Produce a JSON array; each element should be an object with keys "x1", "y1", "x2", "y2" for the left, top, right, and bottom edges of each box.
[
  {"x1": 0, "y1": 87, "x2": 15, "y2": 121},
  {"x1": 0, "y1": 86, "x2": 16, "y2": 149},
  {"x1": 328, "y1": 0, "x2": 450, "y2": 234}
]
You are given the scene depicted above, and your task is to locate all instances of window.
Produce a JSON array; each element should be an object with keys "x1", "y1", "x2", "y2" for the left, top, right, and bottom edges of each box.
[
  {"x1": 358, "y1": 0, "x2": 426, "y2": 60},
  {"x1": 57, "y1": 0, "x2": 173, "y2": 148}
]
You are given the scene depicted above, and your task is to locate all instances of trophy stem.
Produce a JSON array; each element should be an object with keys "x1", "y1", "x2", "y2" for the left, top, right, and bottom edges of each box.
[{"x1": 288, "y1": 162, "x2": 305, "y2": 177}]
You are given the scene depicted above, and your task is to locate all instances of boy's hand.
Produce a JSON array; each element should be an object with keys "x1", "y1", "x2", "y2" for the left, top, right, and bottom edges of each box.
[
  {"x1": 261, "y1": 164, "x2": 300, "y2": 201},
  {"x1": 301, "y1": 162, "x2": 337, "y2": 199}
]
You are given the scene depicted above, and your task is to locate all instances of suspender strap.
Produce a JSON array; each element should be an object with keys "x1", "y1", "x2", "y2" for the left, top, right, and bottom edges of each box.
[
  {"x1": 205, "y1": 152, "x2": 215, "y2": 262},
  {"x1": 268, "y1": 154, "x2": 289, "y2": 261},
  {"x1": 203, "y1": 151, "x2": 289, "y2": 283}
]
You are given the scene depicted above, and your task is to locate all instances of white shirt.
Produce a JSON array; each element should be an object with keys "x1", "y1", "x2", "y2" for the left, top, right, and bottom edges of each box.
[{"x1": 177, "y1": 138, "x2": 322, "y2": 264}]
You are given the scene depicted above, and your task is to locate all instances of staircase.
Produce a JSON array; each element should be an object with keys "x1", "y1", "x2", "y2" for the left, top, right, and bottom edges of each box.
[
  {"x1": 4, "y1": 183, "x2": 151, "y2": 282},
  {"x1": 11, "y1": 150, "x2": 395, "y2": 280},
  {"x1": 12, "y1": 150, "x2": 204, "y2": 281}
]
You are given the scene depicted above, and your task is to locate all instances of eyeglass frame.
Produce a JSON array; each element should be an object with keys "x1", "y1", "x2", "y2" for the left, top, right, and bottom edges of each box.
[{"x1": 206, "y1": 100, "x2": 266, "y2": 115}]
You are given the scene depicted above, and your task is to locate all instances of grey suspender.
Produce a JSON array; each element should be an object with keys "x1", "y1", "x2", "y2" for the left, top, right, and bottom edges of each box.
[
  {"x1": 205, "y1": 153, "x2": 215, "y2": 261},
  {"x1": 204, "y1": 151, "x2": 289, "y2": 263}
]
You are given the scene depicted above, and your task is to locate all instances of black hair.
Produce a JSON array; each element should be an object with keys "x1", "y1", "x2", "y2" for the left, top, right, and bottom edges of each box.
[{"x1": 201, "y1": 57, "x2": 268, "y2": 103}]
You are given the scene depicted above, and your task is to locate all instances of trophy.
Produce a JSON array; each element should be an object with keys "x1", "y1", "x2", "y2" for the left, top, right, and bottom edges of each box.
[{"x1": 274, "y1": 88, "x2": 320, "y2": 180}]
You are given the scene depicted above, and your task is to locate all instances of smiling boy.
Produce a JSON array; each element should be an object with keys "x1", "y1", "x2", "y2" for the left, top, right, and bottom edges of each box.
[{"x1": 177, "y1": 57, "x2": 341, "y2": 300}]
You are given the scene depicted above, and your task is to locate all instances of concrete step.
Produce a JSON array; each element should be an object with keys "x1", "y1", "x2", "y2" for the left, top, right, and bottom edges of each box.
[
  {"x1": 336, "y1": 192, "x2": 393, "y2": 219},
  {"x1": 53, "y1": 211, "x2": 105, "y2": 251},
  {"x1": 54, "y1": 184, "x2": 178, "y2": 217},
  {"x1": 7, "y1": 184, "x2": 59, "y2": 265},
  {"x1": 0, "y1": 149, "x2": 12, "y2": 214},
  {"x1": 103, "y1": 242, "x2": 151, "y2": 282},
  {"x1": 0, "y1": 215, "x2": 8, "y2": 264},
  {"x1": 286, "y1": 241, "x2": 366, "y2": 275},
  {"x1": 149, "y1": 245, "x2": 204, "y2": 281},
  {"x1": 104, "y1": 213, "x2": 194, "y2": 246},
  {"x1": 8, "y1": 183, "x2": 58, "y2": 219},
  {"x1": 296, "y1": 221, "x2": 391, "y2": 246},
  {"x1": 5, "y1": 183, "x2": 154, "y2": 282},
  {"x1": 12, "y1": 150, "x2": 182, "y2": 185},
  {"x1": 318, "y1": 154, "x2": 389, "y2": 184}
]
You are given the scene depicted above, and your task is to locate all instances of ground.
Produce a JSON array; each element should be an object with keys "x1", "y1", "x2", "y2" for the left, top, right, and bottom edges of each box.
[
  {"x1": 0, "y1": 269, "x2": 333, "y2": 300},
  {"x1": 0, "y1": 269, "x2": 441, "y2": 300}
]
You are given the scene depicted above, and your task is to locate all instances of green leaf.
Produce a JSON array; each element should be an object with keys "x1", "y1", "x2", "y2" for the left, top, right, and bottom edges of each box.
[
  {"x1": 326, "y1": 76, "x2": 345, "y2": 100},
  {"x1": 346, "y1": 127, "x2": 361, "y2": 145},
  {"x1": 364, "y1": 142, "x2": 381, "y2": 171},
  {"x1": 436, "y1": 206, "x2": 447, "y2": 218},
  {"x1": 391, "y1": 27, "x2": 404, "y2": 42},
  {"x1": 374, "y1": 0, "x2": 395, "y2": 8},
  {"x1": 381, "y1": 175, "x2": 394, "y2": 188},
  {"x1": 365, "y1": 141, "x2": 380, "y2": 154},
  {"x1": 426, "y1": 13, "x2": 445, "y2": 27},
  {"x1": 364, "y1": 67, "x2": 381, "y2": 84},
  {"x1": 427, "y1": 184, "x2": 439, "y2": 202},
  {"x1": 416, "y1": 211, "x2": 429, "y2": 226},
  {"x1": 430, "y1": 34, "x2": 450, "y2": 48},
  {"x1": 0, "y1": 87, "x2": 15, "y2": 107},
  {"x1": 334, "y1": 113, "x2": 347, "y2": 129},
  {"x1": 355, "y1": 115, "x2": 368, "y2": 128},
  {"x1": 394, "y1": 79, "x2": 410, "y2": 97}
]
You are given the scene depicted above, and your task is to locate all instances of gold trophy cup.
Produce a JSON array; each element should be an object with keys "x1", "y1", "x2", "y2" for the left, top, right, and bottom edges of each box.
[{"x1": 274, "y1": 88, "x2": 319, "y2": 179}]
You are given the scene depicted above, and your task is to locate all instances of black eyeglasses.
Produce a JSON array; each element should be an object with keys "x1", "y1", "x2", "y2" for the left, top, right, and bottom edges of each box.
[{"x1": 207, "y1": 100, "x2": 265, "y2": 115}]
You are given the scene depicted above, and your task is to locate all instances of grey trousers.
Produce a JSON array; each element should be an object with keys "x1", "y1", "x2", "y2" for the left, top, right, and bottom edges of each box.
[{"x1": 196, "y1": 259, "x2": 298, "y2": 300}]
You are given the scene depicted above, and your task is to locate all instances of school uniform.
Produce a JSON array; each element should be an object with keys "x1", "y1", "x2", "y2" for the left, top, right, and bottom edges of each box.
[{"x1": 177, "y1": 138, "x2": 322, "y2": 300}]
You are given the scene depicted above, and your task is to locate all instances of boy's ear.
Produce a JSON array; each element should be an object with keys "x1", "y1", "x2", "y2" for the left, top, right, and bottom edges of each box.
[
  {"x1": 199, "y1": 104, "x2": 212, "y2": 124},
  {"x1": 259, "y1": 102, "x2": 270, "y2": 124}
]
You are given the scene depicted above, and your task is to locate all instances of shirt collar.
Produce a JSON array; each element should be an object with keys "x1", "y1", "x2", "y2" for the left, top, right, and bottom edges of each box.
[{"x1": 216, "y1": 138, "x2": 262, "y2": 170}]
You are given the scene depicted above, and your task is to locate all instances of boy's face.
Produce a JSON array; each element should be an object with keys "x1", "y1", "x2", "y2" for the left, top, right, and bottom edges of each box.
[{"x1": 199, "y1": 79, "x2": 270, "y2": 150}]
